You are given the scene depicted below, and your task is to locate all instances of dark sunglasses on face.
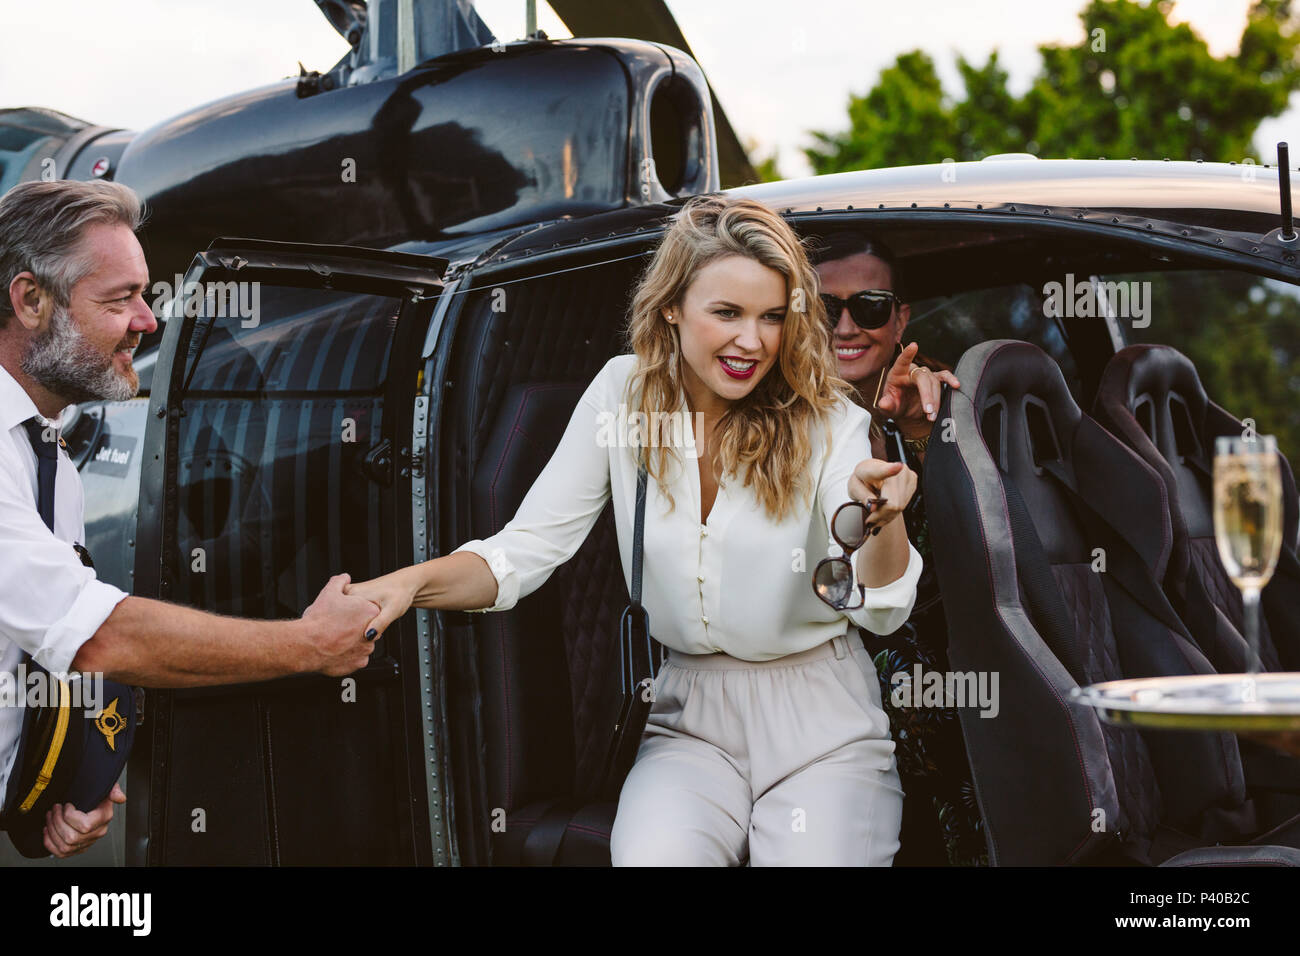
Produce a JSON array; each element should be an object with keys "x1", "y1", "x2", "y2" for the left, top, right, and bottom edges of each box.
[
  {"x1": 820, "y1": 290, "x2": 899, "y2": 331},
  {"x1": 812, "y1": 497, "x2": 887, "y2": 610}
]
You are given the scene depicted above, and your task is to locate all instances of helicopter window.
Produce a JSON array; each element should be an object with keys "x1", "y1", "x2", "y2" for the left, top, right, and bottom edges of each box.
[
  {"x1": 650, "y1": 86, "x2": 685, "y2": 195},
  {"x1": 169, "y1": 282, "x2": 406, "y2": 621},
  {"x1": 182, "y1": 285, "x2": 401, "y2": 394},
  {"x1": 649, "y1": 76, "x2": 705, "y2": 198}
]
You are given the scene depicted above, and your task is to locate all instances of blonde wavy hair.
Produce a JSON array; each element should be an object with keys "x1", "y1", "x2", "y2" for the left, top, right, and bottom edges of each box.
[{"x1": 623, "y1": 195, "x2": 855, "y2": 522}]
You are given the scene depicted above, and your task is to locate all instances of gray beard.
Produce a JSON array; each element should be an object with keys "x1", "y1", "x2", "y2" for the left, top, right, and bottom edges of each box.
[{"x1": 20, "y1": 304, "x2": 138, "y2": 404}]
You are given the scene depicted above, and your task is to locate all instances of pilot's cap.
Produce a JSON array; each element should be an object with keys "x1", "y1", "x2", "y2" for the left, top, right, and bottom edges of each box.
[{"x1": 1, "y1": 667, "x2": 137, "y2": 858}]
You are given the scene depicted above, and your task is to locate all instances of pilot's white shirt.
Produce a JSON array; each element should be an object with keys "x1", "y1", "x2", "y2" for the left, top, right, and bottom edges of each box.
[
  {"x1": 453, "y1": 353, "x2": 922, "y2": 660},
  {"x1": 0, "y1": 364, "x2": 129, "y2": 806}
]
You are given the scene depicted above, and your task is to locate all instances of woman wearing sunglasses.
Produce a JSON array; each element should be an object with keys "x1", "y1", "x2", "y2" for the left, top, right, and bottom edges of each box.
[
  {"x1": 812, "y1": 232, "x2": 987, "y2": 867},
  {"x1": 344, "y1": 196, "x2": 921, "y2": 865},
  {"x1": 812, "y1": 232, "x2": 959, "y2": 459}
]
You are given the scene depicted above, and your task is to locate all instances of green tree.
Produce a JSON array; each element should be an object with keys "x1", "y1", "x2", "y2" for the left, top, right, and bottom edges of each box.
[
  {"x1": 952, "y1": 52, "x2": 1035, "y2": 159},
  {"x1": 1027, "y1": 0, "x2": 1299, "y2": 161},
  {"x1": 805, "y1": 0, "x2": 1300, "y2": 170},
  {"x1": 806, "y1": 50, "x2": 957, "y2": 173}
]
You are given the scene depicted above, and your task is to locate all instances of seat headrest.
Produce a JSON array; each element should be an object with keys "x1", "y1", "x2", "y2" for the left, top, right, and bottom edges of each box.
[
  {"x1": 1097, "y1": 345, "x2": 1209, "y2": 467},
  {"x1": 955, "y1": 340, "x2": 1083, "y2": 476},
  {"x1": 951, "y1": 339, "x2": 1173, "y2": 577}
]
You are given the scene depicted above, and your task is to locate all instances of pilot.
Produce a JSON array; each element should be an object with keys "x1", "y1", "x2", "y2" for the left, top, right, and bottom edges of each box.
[
  {"x1": 812, "y1": 231, "x2": 985, "y2": 866},
  {"x1": 0, "y1": 180, "x2": 381, "y2": 858},
  {"x1": 348, "y1": 195, "x2": 923, "y2": 865}
]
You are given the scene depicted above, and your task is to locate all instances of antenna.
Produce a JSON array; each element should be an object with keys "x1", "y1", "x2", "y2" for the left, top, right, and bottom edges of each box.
[{"x1": 1280, "y1": 142, "x2": 1295, "y2": 242}]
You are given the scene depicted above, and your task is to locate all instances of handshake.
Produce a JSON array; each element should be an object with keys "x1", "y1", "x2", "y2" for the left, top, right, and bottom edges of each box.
[
  {"x1": 30, "y1": 573, "x2": 385, "y2": 859},
  {"x1": 300, "y1": 572, "x2": 384, "y2": 676}
]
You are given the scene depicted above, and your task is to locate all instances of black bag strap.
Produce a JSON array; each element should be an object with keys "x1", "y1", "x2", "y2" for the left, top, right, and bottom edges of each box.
[
  {"x1": 619, "y1": 461, "x2": 659, "y2": 695},
  {"x1": 631, "y1": 461, "x2": 647, "y2": 608}
]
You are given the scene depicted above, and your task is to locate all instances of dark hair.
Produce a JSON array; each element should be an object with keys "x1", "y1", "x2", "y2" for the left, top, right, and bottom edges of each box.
[{"x1": 808, "y1": 231, "x2": 904, "y2": 299}]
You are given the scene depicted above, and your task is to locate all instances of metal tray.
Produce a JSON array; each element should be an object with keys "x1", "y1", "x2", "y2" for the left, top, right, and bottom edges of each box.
[{"x1": 1072, "y1": 674, "x2": 1300, "y2": 731}]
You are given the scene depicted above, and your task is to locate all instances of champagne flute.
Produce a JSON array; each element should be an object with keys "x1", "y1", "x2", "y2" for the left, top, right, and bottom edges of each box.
[{"x1": 1212, "y1": 434, "x2": 1284, "y2": 703}]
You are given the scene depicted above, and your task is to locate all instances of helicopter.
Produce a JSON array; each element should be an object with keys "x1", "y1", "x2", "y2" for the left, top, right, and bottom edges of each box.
[{"x1": 3, "y1": 0, "x2": 1299, "y2": 867}]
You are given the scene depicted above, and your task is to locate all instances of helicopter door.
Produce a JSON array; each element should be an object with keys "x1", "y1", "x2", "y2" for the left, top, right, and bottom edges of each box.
[{"x1": 130, "y1": 240, "x2": 445, "y2": 864}]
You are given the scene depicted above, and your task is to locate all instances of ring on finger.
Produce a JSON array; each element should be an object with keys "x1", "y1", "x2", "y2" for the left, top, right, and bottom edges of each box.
[{"x1": 908, "y1": 365, "x2": 924, "y2": 381}]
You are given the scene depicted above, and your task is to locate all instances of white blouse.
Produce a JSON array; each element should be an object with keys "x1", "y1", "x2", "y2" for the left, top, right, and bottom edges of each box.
[{"x1": 453, "y1": 353, "x2": 922, "y2": 661}]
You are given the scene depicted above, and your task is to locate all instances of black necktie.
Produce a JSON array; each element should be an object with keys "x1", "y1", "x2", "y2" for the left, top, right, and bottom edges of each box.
[{"x1": 22, "y1": 417, "x2": 59, "y2": 533}]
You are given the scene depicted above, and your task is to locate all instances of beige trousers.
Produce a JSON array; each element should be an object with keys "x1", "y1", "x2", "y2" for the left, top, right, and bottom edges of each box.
[{"x1": 610, "y1": 632, "x2": 903, "y2": 866}]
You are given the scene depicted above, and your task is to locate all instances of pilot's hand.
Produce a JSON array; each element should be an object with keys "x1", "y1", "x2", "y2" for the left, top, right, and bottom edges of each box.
[
  {"x1": 875, "y1": 341, "x2": 961, "y2": 434},
  {"x1": 848, "y1": 458, "x2": 916, "y2": 534},
  {"x1": 44, "y1": 783, "x2": 126, "y2": 858},
  {"x1": 301, "y1": 573, "x2": 382, "y2": 676},
  {"x1": 343, "y1": 570, "x2": 418, "y2": 643}
]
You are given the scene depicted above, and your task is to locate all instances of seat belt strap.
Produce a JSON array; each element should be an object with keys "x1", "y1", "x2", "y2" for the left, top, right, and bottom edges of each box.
[
  {"x1": 1146, "y1": 823, "x2": 1206, "y2": 865},
  {"x1": 1038, "y1": 458, "x2": 1188, "y2": 635},
  {"x1": 521, "y1": 798, "x2": 581, "y2": 866},
  {"x1": 1247, "y1": 808, "x2": 1300, "y2": 848}
]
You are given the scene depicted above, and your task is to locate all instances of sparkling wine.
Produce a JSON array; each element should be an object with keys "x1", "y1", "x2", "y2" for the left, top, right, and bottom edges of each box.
[
  {"x1": 1214, "y1": 435, "x2": 1283, "y2": 687},
  {"x1": 1213, "y1": 454, "x2": 1283, "y2": 591}
]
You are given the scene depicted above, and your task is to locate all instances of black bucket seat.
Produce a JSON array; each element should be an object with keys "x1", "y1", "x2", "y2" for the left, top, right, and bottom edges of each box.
[{"x1": 922, "y1": 339, "x2": 1300, "y2": 865}]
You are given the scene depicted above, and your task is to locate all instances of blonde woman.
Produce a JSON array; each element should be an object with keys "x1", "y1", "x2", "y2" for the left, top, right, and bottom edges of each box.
[{"x1": 346, "y1": 196, "x2": 923, "y2": 866}]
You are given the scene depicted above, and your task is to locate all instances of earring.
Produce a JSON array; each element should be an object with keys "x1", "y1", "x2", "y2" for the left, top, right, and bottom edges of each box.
[
  {"x1": 873, "y1": 343, "x2": 902, "y2": 410},
  {"x1": 873, "y1": 361, "x2": 887, "y2": 410}
]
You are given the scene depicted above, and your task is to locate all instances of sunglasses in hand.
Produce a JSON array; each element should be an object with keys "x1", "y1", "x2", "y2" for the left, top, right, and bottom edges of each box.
[
  {"x1": 812, "y1": 497, "x2": 887, "y2": 611},
  {"x1": 820, "y1": 290, "x2": 900, "y2": 331}
]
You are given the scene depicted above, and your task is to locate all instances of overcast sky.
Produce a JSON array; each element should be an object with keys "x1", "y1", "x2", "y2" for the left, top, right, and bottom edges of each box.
[{"x1": 3, "y1": 0, "x2": 1295, "y2": 177}]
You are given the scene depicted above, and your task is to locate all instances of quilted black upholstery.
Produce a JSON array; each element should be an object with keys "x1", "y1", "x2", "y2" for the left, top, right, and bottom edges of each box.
[
  {"x1": 922, "y1": 339, "x2": 1299, "y2": 866},
  {"x1": 440, "y1": 259, "x2": 648, "y2": 865},
  {"x1": 467, "y1": 382, "x2": 627, "y2": 864},
  {"x1": 1051, "y1": 563, "x2": 1162, "y2": 842}
]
